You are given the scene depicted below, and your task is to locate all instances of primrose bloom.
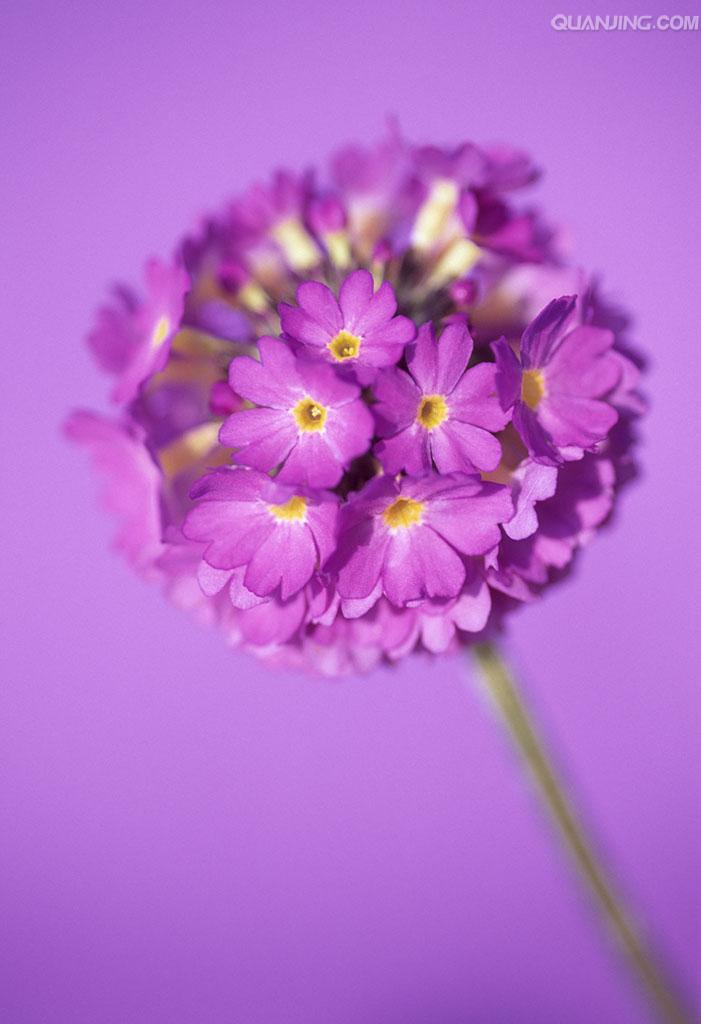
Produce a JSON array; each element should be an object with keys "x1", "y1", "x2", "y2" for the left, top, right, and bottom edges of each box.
[
  {"x1": 374, "y1": 319, "x2": 508, "y2": 475},
  {"x1": 279, "y1": 269, "x2": 415, "y2": 374},
  {"x1": 221, "y1": 336, "x2": 374, "y2": 487},
  {"x1": 70, "y1": 129, "x2": 645, "y2": 675},
  {"x1": 184, "y1": 468, "x2": 337, "y2": 600},
  {"x1": 89, "y1": 259, "x2": 190, "y2": 405},
  {"x1": 493, "y1": 296, "x2": 621, "y2": 465},
  {"x1": 336, "y1": 474, "x2": 513, "y2": 607}
]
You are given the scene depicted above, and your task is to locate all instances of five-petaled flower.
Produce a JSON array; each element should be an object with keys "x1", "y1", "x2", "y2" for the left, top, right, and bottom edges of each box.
[
  {"x1": 374, "y1": 319, "x2": 508, "y2": 475},
  {"x1": 279, "y1": 269, "x2": 416, "y2": 376},
  {"x1": 492, "y1": 296, "x2": 620, "y2": 466},
  {"x1": 335, "y1": 474, "x2": 513, "y2": 608},
  {"x1": 183, "y1": 467, "x2": 338, "y2": 601},
  {"x1": 221, "y1": 336, "x2": 374, "y2": 487},
  {"x1": 89, "y1": 259, "x2": 190, "y2": 405}
]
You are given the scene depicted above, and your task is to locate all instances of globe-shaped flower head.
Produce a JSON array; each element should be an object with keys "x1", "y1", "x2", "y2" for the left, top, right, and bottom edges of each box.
[{"x1": 69, "y1": 128, "x2": 644, "y2": 674}]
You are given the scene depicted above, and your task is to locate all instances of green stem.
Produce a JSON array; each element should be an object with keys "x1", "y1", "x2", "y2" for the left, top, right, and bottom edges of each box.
[{"x1": 472, "y1": 643, "x2": 691, "y2": 1024}]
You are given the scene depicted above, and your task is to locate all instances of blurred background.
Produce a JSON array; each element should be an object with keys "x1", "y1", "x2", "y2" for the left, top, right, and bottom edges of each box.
[{"x1": 1, "y1": 1, "x2": 699, "y2": 1021}]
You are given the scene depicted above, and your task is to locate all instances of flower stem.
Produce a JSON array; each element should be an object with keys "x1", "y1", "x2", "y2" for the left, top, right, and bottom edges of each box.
[{"x1": 472, "y1": 643, "x2": 691, "y2": 1024}]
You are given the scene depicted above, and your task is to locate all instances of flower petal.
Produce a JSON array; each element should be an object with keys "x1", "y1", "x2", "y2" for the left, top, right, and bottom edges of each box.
[
  {"x1": 244, "y1": 521, "x2": 317, "y2": 600},
  {"x1": 431, "y1": 420, "x2": 502, "y2": 473},
  {"x1": 427, "y1": 483, "x2": 513, "y2": 555},
  {"x1": 338, "y1": 269, "x2": 375, "y2": 329},
  {"x1": 435, "y1": 320, "x2": 473, "y2": 394},
  {"x1": 229, "y1": 337, "x2": 302, "y2": 407},
  {"x1": 492, "y1": 337, "x2": 522, "y2": 412},
  {"x1": 297, "y1": 280, "x2": 343, "y2": 333},
  {"x1": 383, "y1": 527, "x2": 465, "y2": 605},
  {"x1": 449, "y1": 362, "x2": 509, "y2": 430},
  {"x1": 521, "y1": 295, "x2": 576, "y2": 368}
]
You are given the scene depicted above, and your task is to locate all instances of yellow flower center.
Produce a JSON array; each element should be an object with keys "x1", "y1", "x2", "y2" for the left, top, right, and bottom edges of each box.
[
  {"x1": 292, "y1": 396, "x2": 328, "y2": 432},
  {"x1": 417, "y1": 394, "x2": 448, "y2": 430},
  {"x1": 383, "y1": 497, "x2": 424, "y2": 530},
  {"x1": 268, "y1": 495, "x2": 307, "y2": 522},
  {"x1": 150, "y1": 315, "x2": 171, "y2": 350},
  {"x1": 521, "y1": 369, "x2": 546, "y2": 410},
  {"x1": 328, "y1": 330, "x2": 362, "y2": 361}
]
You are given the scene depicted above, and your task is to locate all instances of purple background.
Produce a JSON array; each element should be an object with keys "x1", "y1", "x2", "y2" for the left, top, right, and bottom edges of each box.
[{"x1": 2, "y1": 2, "x2": 699, "y2": 1021}]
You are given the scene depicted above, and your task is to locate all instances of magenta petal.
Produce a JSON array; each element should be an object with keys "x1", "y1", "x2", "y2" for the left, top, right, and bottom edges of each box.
[
  {"x1": 278, "y1": 432, "x2": 343, "y2": 487},
  {"x1": 521, "y1": 295, "x2": 577, "y2": 367},
  {"x1": 337, "y1": 528, "x2": 390, "y2": 600},
  {"x1": 297, "y1": 357, "x2": 359, "y2": 405},
  {"x1": 449, "y1": 363, "x2": 509, "y2": 431},
  {"x1": 513, "y1": 403, "x2": 559, "y2": 465},
  {"x1": 420, "y1": 612, "x2": 455, "y2": 653},
  {"x1": 197, "y1": 562, "x2": 232, "y2": 597},
  {"x1": 307, "y1": 578, "x2": 339, "y2": 625},
  {"x1": 225, "y1": 412, "x2": 298, "y2": 473},
  {"x1": 375, "y1": 424, "x2": 430, "y2": 475},
  {"x1": 451, "y1": 582, "x2": 491, "y2": 632},
  {"x1": 352, "y1": 280, "x2": 397, "y2": 334},
  {"x1": 65, "y1": 411, "x2": 163, "y2": 571},
  {"x1": 458, "y1": 189, "x2": 479, "y2": 232},
  {"x1": 185, "y1": 468, "x2": 282, "y2": 569},
  {"x1": 492, "y1": 337, "x2": 521, "y2": 411},
  {"x1": 434, "y1": 320, "x2": 473, "y2": 394},
  {"x1": 431, "y1": 420, "x2": 502, "y2": 473},
  {"x1": 239, "y1": 592, "x2": 306, "y2": 646},
  {"x1": 381, "y1": 530, "x2": 423, "y2": 605},
  {"x1": 112, "y1": 342, "x2": 167, "y2": 406},
  {"x1": 341, "y1": 580, "x2": 383, "y2": 619},
  {"x1": 88, "y1": 302, "x2": 138, "y2": 376},
  {"x1": 373, "y1": 367, "x2": 420, "y2": 433},
  {"x1": 306, "y1": 499, "x2": 340, "y2": 568},
  {"x1": 415, "y1": 529, "x2": 467, "y2": 600},
  {"x1": 539, "y1": 393, "x2": 618, "y2": 448},
  {"x1": 547, "y1": 326, "x2": 621, "y2": 397},
  {"x1": 427, "y1": 484, "x2": 513, "y2": 555},
  {"x1": 324, "y1": 401, "x2": 374, "y2": 463},
  {"x1": 228, "y1": 565, "x2": 269, "y2": 609},
  {"x1": 383, "y1": 528, "x2": 465, "y2": 605},
  {"x1": 189, "y1": 466, "x2": 269, "y2": 503},
  {"x1": 220, "y1": 406, "x2": 292, "y2": 447},
  {"x1": 244, "y1": 522, "x2": 317, "y2": 599},
  {"x1": 401, "y1": 472, "x2": 482, "y2": 504},
  {"x1": 278, "y1": 304, "x2": 330, "y2": 348},
  {"x1": 296, "y1": 280, "x2": 343, "y2": 333},
  {"x1": 229, "y1": 337, "x2": 301, "y2": 407},
  {"x1": 362, "y1": 317, "x2": 416, "y2": 365},
  {"x1": 407, "y1": 322, "x2": 439, "y2": 392},
  {"x1": 186, "y1": 503, "x2": 273, "y2": 569},
  {"x1": 338, "y1": 269, "x2": 375, "y2": 329},
  {"x1": 504, "y1": 461, "x2": 558, "y2": 540}
]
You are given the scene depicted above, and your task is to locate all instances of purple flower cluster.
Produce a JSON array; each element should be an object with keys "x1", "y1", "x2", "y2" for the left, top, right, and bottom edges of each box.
[{"x1": 69, "y1": 129, "x2": 645, "y2": 674}]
